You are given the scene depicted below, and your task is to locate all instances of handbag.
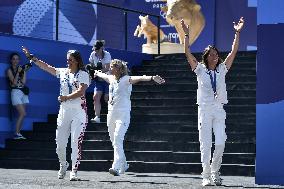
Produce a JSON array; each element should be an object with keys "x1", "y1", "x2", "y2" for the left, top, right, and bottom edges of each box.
[{"x1": 20, "y1": 86, "x2": 30, "y2": 95}]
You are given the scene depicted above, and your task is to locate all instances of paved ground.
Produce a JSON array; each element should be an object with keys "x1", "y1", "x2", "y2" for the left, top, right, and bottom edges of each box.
[{"x1": 0, "y1": 169, "x2": 283, "y2": 189}]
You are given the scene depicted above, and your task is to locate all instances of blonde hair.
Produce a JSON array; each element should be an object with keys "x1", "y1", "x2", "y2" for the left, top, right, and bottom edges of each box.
[{"x1": 111, "y1": 59, "x2": 129, "y2": 77}]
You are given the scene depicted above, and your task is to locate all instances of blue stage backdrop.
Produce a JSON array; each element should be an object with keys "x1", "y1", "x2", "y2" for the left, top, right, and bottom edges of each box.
[
  {"x1": 256, "y1": 0, "x2": 284, "y2": 185},
  {"x1": 0, "y1": 0, "x2": 256, "y2": 52},
  {"x1": 0, "y1": 33, "x2": 151, "y2": 138}
]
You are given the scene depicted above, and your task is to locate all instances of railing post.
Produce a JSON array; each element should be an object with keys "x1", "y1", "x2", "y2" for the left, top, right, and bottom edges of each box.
[
  {"x1": 56, "y1": 0, "x2": 59, "y2": 41},
  {"x1": 157, "y1": 16, "x2": 161, "y2": 55},
  {"x1": 124, "y1": 11, "x2": 128, "y2": 51}
]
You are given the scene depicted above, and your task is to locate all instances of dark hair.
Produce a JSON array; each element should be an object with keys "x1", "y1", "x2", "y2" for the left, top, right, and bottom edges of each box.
[
  {"x1": 202, "y1": 45, "x2": 223, "y2": 69},
  {"x1": 67, "y1": 50, "x2": 85, "y2": 70},
  {"x1": 93, "y1": 40, "x2": 105, "y2": 50},
  {"x1": 9, "y1": 52, "x2": 20, "y2": 63}
]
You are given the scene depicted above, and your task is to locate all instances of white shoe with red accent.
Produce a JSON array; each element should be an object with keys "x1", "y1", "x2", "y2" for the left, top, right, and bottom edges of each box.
[
  {"x1": 70, "y1": 171, "x2": 79, "y2": 181},
  {"x1": 202, "y1": 177, "x2": 211, "y2": 186},
  {"x1": 211, "y1": 172, "x2": 222, "y2": 186}
]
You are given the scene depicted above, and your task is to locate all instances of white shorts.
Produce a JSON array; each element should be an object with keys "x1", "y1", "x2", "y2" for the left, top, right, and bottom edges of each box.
[{"x1": 11, "y1": 89, "x2": 29, "y2": 106}]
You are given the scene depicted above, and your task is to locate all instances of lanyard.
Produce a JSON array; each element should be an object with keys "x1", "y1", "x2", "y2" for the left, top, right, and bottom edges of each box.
[
  {"x1": 208, "y1": 70, "x2": 217, "y2": 97},
  {"x1": 67, "y1": 71, "x2": 79, "y2": 94}
]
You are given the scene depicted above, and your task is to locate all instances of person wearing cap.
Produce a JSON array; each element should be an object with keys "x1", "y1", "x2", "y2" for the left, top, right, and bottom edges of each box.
[
  {"x1": 22, "y1": 47, "x2": 90, "y2": 181},
  {"x1": 93, "y1": 59, "x2": 165, "y2": 176},
  {"x1": 89, "y1": 40, "x2": 111, "y2": 123}
]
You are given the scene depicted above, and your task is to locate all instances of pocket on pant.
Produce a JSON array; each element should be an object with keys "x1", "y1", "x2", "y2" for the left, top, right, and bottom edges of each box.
[{"x1": 198, "y1": 111, "x2": 206, "y2": 131}]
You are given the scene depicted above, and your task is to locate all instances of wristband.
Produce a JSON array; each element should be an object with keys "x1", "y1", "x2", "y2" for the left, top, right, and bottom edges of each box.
[{"x1": 27, "y1": 54, "x2": 34, "y2": 60}]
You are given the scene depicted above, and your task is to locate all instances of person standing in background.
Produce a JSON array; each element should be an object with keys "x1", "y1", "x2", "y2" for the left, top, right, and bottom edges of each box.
[
  {"x1": 88, "y1": 40, "x2": 111, "y2": 123},
  {"x1": 6, "y1": 53, "x2": 29, "y2": 140}
]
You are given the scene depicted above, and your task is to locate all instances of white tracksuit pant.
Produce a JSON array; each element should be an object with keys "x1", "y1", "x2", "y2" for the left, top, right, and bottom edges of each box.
[
  {"x1": 198, "y1": 104, "x2": 227, "y2": 178},
  {"x1": 107, "y1": 110, "x2": 130, "y2": 170},
  {"x1": 56, "y1": 104, "x2": 87, "y2": 171}
]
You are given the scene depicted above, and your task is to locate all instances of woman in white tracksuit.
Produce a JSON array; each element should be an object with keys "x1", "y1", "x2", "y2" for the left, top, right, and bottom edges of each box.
[
  {"x1": 93, "y1": 59, "x2": 165, "y2": 176},
  {"x1": 22, "y1": 47, "x2": 89, "y2": 181},
  {"x1": 181, "y1": 17, "x2": 244, "y2": 186}
]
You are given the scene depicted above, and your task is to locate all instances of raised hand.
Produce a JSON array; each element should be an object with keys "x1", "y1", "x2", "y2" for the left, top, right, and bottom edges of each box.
[
  {"x1": 17, "y1": 66, "x2": 23, "y2": 73},
  {"x1": 22, "y1": 46, "x2": 31, "y2": 57},
  {"x1": 181, "y1": 19, "x2": 189, "y2": 35},
  {"x1": 233, "y1": 17, "x2": 245, "y2": 32},
  {"x1": 153, "y1": 75, "x2": 165, "y2": 84}
]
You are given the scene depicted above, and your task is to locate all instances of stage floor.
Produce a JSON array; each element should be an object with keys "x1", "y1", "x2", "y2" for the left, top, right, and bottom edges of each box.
[{"x1": 0, "y1": 169, "x2": 282, "y2": 189}]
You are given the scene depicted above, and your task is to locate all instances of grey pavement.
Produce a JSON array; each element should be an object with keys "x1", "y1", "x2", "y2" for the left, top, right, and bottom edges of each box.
[{"x1": 0, "y1": 169, "x2": 282, "y2": 189}]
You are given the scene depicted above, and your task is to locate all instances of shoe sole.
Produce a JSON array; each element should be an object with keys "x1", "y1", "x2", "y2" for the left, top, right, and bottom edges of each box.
[
  {"x1": 109, "y1": 169, "x2": 119, "y2": 176},
  {"x1": 58, "y1": 175, "x2": 65, "y2": 179},
  {"x1": 90, "y1": 120, "x2": 100, "y2": 123},
  {"x1": 212, "y1": 178, "x2": 222, "y2": 186},
  {"x1": 213, "y1": 182, "x2": 222, "y2": 186},
  {"x1": 14, "y1": 137, "x2": 25, "y2": 140},
  {"x1": 70, "y1": 178, "x2": 79, "y2": 181},
  {"x1": 202, "y1": 183, "x2": 212, "y2": 186}
]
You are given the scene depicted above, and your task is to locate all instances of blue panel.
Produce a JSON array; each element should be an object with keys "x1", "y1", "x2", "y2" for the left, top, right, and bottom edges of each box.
[
  {"x1": 10, "y1": 117, "x2": 47, "y2": 131},
  {"x1": 0, "y1": 90, "x2": 11, "y2": 104},
  {"x1": 1, "y1": 104, "x2": 58, "y2": 118},
  {"x1": 256, "y1": 102, "x2": 284, "y2": 184},
  {"x1": 0, "y1": 117, "x2": 12, "y2": 132},
  {"x1": 256, "y1": 24, "x2": 284, "y2": 184},
  {"x1": 248, "y1": 0, "x2": 257, "y2": 7},
  {"x1": 256, "y1": 24, "x2": 284, "y2": 104},
  {"x1": 258, "y1": 0, "x2": 284, "y2": 24}
]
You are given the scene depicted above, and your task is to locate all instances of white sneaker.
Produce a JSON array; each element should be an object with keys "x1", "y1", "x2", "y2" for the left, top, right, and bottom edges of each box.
[
  {"x1": 109, "y1": 168, "x2": 120, "y2": 176},
  {"x1": 202, "y1": 177, "x2": 211, "y2": 186},
  {"x1": 211, "y1": 172, "x2": 222, "y2": 186},
  {"x1": 70, "y1": 171, "x2": 79, "y2": 181},
  {"x1": 119, "y1": 163, "x2": 129, "y2": 174},
  {"x1": 90, "y1": 116, "x2": 100, "y2": 123},
  {"x1": 14, "y1": 133, "x2": 26, "y2": 140},
  {"x1": 58, "y1": 162, "x2": 69, "y2": 179}
]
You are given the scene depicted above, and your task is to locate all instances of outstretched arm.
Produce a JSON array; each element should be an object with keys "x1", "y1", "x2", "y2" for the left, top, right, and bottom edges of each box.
[
  {"x1": 224, "y1": 17, "x2": 245, "y2": 70},
  {"x1": 129, "y1": 75, "x2": 165, "y2": 85},
  {"x1": 181, "y1": 20, "x2": 198, "y2": 71},
  {"x1": 22, "y1": 46, "x2": 57, "y2": 76},
  {"x1": 94, "y1": 70, "x2": 111, "y2": 83}
]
